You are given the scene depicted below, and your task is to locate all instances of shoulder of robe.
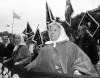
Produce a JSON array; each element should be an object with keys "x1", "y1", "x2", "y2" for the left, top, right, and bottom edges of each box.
[{"x1": 19, "y1": 45, "x2": 28, "y2": 50}]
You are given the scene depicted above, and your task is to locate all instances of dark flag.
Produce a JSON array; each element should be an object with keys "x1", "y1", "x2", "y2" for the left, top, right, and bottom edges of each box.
[
  {"x1": 79, "y1": 12, "x2": 100, "y2": 37},
  {"x1": 22, "y1": 22, "x2": 34, "y2": 39},
  {"x1": 26, "y1": 22, "x2": 33, "y2": 34},
  {"x1": 46, "y1": 1, "x2": 55, "y2": 24},
  {"x1": 33, "y1": 27, "x2": 43, "y2": 46},
  {"x1": 7, "y1": 24, "x2": 10, "y2": 27},
  {"x1": 65, "y1": 0, "x2": 74, "y2": 26}
]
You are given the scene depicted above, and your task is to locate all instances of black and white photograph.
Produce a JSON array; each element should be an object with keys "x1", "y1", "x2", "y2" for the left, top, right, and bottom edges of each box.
[{"x1": 0, "y1": 0, "x2": 100, "y2": 78}]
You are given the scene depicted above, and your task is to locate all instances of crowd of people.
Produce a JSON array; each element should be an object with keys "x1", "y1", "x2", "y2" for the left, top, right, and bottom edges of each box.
[{"x1": 0, "y1": 20, "x2": 100, "y2": 78}]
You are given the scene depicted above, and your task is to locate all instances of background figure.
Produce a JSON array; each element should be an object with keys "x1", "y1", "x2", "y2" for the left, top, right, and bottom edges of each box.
[
  {"x1": 26, "y1": 21, "x2": 98, "y2": 77},
  {"x1": 75, "y1": 25, "x2": 99, "y2": 65},
  {"x1": 27, "y1": 40, "x2": 37, "y2": 54},
  {"x1": 3, "y1": 34, "x2": 31, "y2": 67},
  {"x1": 69, "y1": 33, "x2": 75, "y2": 42},
  {"x1": 26, "y1": 40, "x2": 38, "y2": 61},
  {"x1": 0, "y1": 37, "x2": 4, "y2": 63},
  {"x1": 2, "y1": 35, "x2": 14, "y2": 60}
]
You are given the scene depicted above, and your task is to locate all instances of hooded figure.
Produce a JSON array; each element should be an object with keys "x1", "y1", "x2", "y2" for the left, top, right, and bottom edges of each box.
[
  {"x1": 26, "y1": 21, "x2": 98, "y2": 77},
  {"x1": 4, "y1": 34, "x2": 31, "y2": 66},
  {"x1": 12, "y1": 34, "x2": 31, "y2": 66}
]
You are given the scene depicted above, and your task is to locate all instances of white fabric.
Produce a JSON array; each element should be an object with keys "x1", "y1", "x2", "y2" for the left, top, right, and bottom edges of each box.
[
  {"x1": 13, "y1": 34, "x2": 26, "y2": 51},
  {"x1": 73, "y1": 70, "x2": 81, "y2": 75},
  {"x1": 0, "y1": 63, "x2": 2, "y2": 74},
  {"x1": 45, "y1": 21, "x2": 69, "y2": 47},
  {"x1": 29, "y1": 44, "x2": 34, "y2": 53},
  {"x1": 0, "y1": 37, "x2": 3, "y2": 43},
  {"x1": 18, "y1": 34, "x2": 26, "y2": 46},
  {"x1": 12, "y1": 74, "x2": 19, "y2": 78}
]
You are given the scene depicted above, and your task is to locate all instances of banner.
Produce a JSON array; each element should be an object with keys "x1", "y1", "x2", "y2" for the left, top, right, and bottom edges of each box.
[
  {"x1": 13, "y1": 12, "x2": 20, "y2": 20},
  {"x1": 65, "y1": 0, "x2": 74, "y2": 26},
  {"x1": 79, "y1": 12, "x2": 100, "y2": 37},
  {"x1": 46, "y1": 1, "x2": 55, "y2": 24}
]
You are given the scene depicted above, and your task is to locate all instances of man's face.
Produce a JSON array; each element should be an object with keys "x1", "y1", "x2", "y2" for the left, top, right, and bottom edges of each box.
[
  {"x1": 77, "y1": 25, "x2": 85, "y2": 38},
  {"x1": 2, "y1": 35, "x2": 8, "y2": 44}
]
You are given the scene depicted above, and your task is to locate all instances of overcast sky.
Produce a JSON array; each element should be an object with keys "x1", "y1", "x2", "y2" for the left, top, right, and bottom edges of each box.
[{"x1": 0, "y1": 0, "x2": 100, "y2": 34}]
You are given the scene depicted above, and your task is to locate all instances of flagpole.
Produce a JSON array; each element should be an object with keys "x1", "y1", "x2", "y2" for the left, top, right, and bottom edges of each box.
[
  {"x1": 37, "y1": 24, "x2": 39, "y2": 28},
  {"x1": 12, "y1": 9, "x2": 14, "y2": 39},
  {"x1": 70, "y1": 16, "x2": 71, "y2": 27}
]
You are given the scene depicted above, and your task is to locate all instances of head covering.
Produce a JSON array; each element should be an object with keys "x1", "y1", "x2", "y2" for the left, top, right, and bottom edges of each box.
[
  {"x1": 13, "y1": 34, "x2": 26, "y2": 51},
  {"x1": 45, "y1": 21, "x2": 69, "y2": 47},
  {"x1": 16, "y1": 34, "x2": 26, "y2": 46}
]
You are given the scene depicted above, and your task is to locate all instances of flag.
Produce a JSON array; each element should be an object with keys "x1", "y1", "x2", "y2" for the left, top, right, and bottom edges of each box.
[
  {"x1": 26, "y1": 22, "x2": 33, "y2": 34},
  {"x1": 46, "y1": 1, "x2": 55, "y2": 24},
  {"x1": 79, "y1": 12, "x2": 100, "y2": 37},
  {"x1": 23, "y1": 22, "x2": 34, "y2": 39},
  {"x1": 33, "y1": 27, "x2": 43, "y2": 46},
  {"x1": 65, "y1": 0, "x2": 74, "y2": 25},
  {"x1": 7, "y1": 24, "x2": 10, "y2": 27},
  {"x1": 13, "y1": 12, "x2": 20, "y2": 20}
]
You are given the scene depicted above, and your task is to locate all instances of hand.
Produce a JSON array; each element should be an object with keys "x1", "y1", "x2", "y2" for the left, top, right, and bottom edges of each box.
[
  {"x1": 25, "y1": 63, "x2": 33, "y2": 71},
  {"x1": 73, "y1": 70, "x2": 81, "y2": 75},
  {"x1": 14, "y1": 62, "x2": 20, "y2": 65},
  {"x1": 3, "y1": 60, "x2": 8, "y2": 63},
  {"x1": 3, "y1": 57, "x2": 7, "y2": 60}
]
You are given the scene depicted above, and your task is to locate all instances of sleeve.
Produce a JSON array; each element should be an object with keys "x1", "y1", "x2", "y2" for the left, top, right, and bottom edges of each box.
[
  {"x1": 19, "y1": 45, "x2": 32, "y2": 66},
  {"x1": 90, "y1": 38, "x2": 99, "y2": 65},
  {"x1": 71, "y1": 44, "x2": 98, "y2": 77},
  {"x1": 26, "y1": 47, "x2": 45, "y2": 70},
  {"x1": 7, "y1": 44, "x2": 15, "y2": 59}
]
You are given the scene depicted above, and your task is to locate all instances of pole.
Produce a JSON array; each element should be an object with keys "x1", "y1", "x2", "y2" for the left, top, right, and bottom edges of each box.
[
  {"x1": 12, "y1": 9, "x2": 14, "y2": 34},
  {"x1": 12, "y1": 9, "x2": 14, "y2": 43},
  {"x1": 70, "y1": 16, "x2": 71, "y2": 27}
]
